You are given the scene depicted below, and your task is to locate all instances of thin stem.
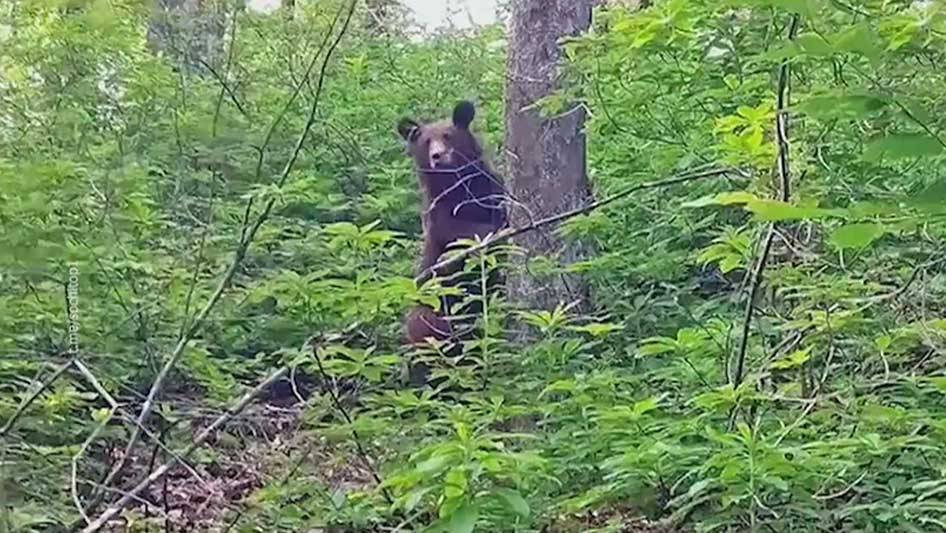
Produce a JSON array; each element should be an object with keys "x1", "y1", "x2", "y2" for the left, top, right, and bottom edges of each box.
[{"x1": 730, "y1": 14, "x2": 800, "y2": 392}]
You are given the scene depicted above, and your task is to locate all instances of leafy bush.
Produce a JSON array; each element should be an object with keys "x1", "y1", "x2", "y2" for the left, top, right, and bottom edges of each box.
[{"x1": 2, "y1": 0, "x2": 946, "y2": 532}]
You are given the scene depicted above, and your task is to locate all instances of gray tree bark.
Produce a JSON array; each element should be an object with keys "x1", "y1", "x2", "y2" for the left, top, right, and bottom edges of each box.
[
  {"x1": 503, "y1": 0, "x2": 595, "y2": 313},
  {"x1": 364, "y1": 0, "x2": 402, "y2": 35},
  {"x1": 147, "y1": 0, "x2": 227, "y2": 72}
]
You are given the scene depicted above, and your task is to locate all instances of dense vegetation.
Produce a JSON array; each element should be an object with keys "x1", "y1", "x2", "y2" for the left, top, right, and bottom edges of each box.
[{"x1": 2, "y1": 0, "x2": 946, "y2": 531}]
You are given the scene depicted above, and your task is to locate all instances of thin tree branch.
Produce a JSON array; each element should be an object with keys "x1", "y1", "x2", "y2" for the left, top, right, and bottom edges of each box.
[
  {"x1": 416, "y1": 166, "x2": 738, "y2": 284},
  {"x1": 730, "y1": 14, "x2": 800, "y2": 392},
  {"x1": 79, "y1": 366, "x2": 290, "y2": 533},
  {"x1": 309, "y1": 339, "x2": 393, "y2": 504},
  {"x1": 243, "y1": 0, "x2": 348, "y2": 241},
  {"x1": 71, "y1": 359, "x2": 118, "y2": 525},
  {"x1": 89, "y1": 0, "x2": 358, "y2": 510},
  {"x1": 0, "y1": 357, "x2": 72, "y2": 437}
]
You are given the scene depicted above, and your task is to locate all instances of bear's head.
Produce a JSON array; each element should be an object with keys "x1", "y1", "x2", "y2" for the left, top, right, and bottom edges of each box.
[{"x1": 397, "y1": 101, "x2": 484, "y2": 173}]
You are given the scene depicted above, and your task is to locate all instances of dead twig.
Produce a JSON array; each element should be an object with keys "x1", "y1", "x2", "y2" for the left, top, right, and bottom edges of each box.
[
  {"x1": 70, "y1": 361, "x2": 117, "y2": 525},
  {"x1": 79, "y1": 366, "x2": 290, "y2": 533}
]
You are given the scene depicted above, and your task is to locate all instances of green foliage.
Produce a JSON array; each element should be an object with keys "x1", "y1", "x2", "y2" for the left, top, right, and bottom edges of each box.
[{"x1": 3, "y1": 0, "x2": 946, "y2": 532}]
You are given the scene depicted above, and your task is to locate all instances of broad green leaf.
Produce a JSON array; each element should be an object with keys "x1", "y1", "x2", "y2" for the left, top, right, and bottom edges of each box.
[
  {"x1": 494, "y1": 488, "x2": 530, "y2": 517},
  {"x1": 745, "y1": 199, "x2": 831, "y2": 221},
  {"x1": 638, "y1": 337, "x2": 678, "y2": 356},
  {"x1": 925, "y1": 377, "x2": 946, "y2": 395},
  {"x1": 415, "y1": 454, "x2": 452, "y2": 476},
  {"x1": 795, "y1": 33, "x2": 834, "y2": 56},
  {"x1": 633, "y1": 396, "x2": 660, "y2": 417},
  {"x1": 718, "y1": 191, "x2": 762, "y2": 205},
  {"x1": 399, "y1": 487, "x2": 435, "y2": 512},
  {"x1": 540, "y1": 379, "x2": 576, "y2": 397},
  {"x1": 447, "y1": 502, "x2": 479, "y2": 533},
  {"x1": 909, "y1": 177, "x2": 946, "y2": 212},
  {"x1": 796, "y1": 93, "x2": 887, "y2": 120},
  {"x1": 863, "y1": 134, "x2": 944, "y2": 162},
  {"x1": 898, "y1": 97, "x2": 935, "y2": 125},
  {"x1": 725, "y1": 0, "x2": 820, "y2": 15},
  {"x1": 444, "y1": 466, "x2": 468, "y2": 499},
  {"x1": 829, "y1": 223, "x2": 886, "y2": 250},
  {"x1": 682, "y1": 191, "x2": 759, "y2": 208},
  {"x1": 833, "y1": 23, "x2": 883, "y2": 60},
  {"x1": 771, "y1": 347, "x2": 812, "y2": 370},
  {"x1": 567, "y1": 322, "x2": 624, "y2": 337}
]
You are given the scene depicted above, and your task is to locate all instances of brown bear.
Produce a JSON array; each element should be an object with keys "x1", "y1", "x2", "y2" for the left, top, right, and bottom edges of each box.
[{"x1": 397, "y1": 101, "x2": 508, "y2": 383}]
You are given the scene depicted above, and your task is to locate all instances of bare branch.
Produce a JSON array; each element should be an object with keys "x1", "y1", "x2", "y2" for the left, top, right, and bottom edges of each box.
[
  {"x1": 71, "y1": 359, "x2": 118, "y2": 525},
  {"x1": 0, "y1": 358, "x2": 72, "y2": 437},
  {"x1": 91, "y1": 0, "x2": 358, "y2": 509},
  {"x1": 309, "y1": 339, "x2": 393, "y2": 504},
  {"x1": 79, "y1": 366, "x2": 290, "y2": 533},
  {"x1": 416, "y1": 166, "x2": 738, "y2": 284},
  {"x1": 730, "y1": 14, "x2": 800, "y2": 392}
]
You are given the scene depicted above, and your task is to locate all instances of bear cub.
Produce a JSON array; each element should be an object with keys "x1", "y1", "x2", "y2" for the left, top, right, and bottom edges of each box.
[{"x1": 397, "y1": 101, "x2": 508, "y2": 357}]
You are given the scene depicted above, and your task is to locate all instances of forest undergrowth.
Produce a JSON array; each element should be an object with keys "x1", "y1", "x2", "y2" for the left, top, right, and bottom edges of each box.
[{"x1": 2, "y1": 0, "x2": 946, "y2": 532}]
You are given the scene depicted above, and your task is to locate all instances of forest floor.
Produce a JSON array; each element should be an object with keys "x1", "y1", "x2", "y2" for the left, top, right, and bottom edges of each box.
[{"x1": 110, "y1": 394, "x2": 682, "y2": 533}]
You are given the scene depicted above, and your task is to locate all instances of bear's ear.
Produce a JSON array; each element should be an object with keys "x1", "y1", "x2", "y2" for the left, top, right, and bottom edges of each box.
[
  {"x1": 452, "y1": 101, "x2": 475, "y2": 129},
  {"x1": 397, "y1": 118, "x2": 421, "y2": 142}
]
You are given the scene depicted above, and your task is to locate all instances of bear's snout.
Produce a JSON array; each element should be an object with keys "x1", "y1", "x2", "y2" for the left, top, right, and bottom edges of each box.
[{"x1": 428, "y1": 138, "x2": 455, "y2": 169}]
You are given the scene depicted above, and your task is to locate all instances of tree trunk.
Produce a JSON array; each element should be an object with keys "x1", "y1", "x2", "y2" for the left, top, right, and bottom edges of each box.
[
  {"x1": 147, "y1": 0, "x2": 227, "y2": 72},
  {"x1": 364, "y1": 0, "x2": 401, "y2": 36},
  {"x1": 503, "y1": 0, "x2": 594, "y2": 313},
  {"x1": 282, "y1": 0, "x2": 295, "y2": 20}
]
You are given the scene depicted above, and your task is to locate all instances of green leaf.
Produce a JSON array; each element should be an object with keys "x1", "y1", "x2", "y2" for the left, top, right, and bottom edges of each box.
[
  {"x1": 638, "y1": 337, "x2": 678, "y2": 356},
  {"x1": 567, "y1": 322, "x2": 624, "y2": 337},
  {"x1": 745, "y1": 199, "x2": 832, "y2": 221},
  {"x1": 829, "y1": 223, "x2": 886, "y2": 250},
  {"x1": 833, "y1": 23, "x2": 883, "y2": 60},
  {"x1": 399, "y1": 487, "x2": 435, "y2": 512},
  {"x1": 925, "y1": 377, "x2": 946, "y2": 395},
  {"x1": 683, "y1": 191, "x2": 759, "y2": 208},
  {"x1": 447, "y1": 502, "x2": 479, "y2": 533},
  {"x1": 494, "y1": 488, "x2": 530, "y2": 517},
  {"x1": 909, "y1": 177, "x2": 946, "y2": 212},
  {"x1": 771, "y1": 347, "x2": 812, "y2": 370},
  {"x1": 796, "y1": 93, "x2": 887, "y2": 120},
  {"x1": 863, "y1": 134, "x2": 944, "y2": 162},
  {"x1": 795, "y1": 33, "x2": 834, "y2": 56},
  {"x1": 416, "y1": 454, "x2": 452, "y2": 476},
  {"x1": 540, "y1": 379, "x2": 576, "y2": 397},
  {"x1": 633, "y1": 396, "x2": 660, "y2": 417},
  {"x1": 725, "y1": 0, "x2": 820, "y2": 15}
]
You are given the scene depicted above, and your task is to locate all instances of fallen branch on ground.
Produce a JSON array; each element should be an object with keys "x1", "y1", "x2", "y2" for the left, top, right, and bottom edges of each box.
[{"x1": 79, "y1": 366, "x2": 290, "y2": 533}]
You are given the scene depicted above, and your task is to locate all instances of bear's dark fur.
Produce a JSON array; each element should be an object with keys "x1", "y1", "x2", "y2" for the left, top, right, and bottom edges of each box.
[{"x1": 397, "y1": 101, "x2": 508, "y2": 381}]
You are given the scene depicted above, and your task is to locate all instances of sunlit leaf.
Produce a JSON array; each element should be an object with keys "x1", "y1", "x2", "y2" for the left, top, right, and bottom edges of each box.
[
  {"x1": 771, "y1": 347, "x2": 812, "y2": 370},
  {"x1": 745, "y1": 199, "x2": 832, "y2": 221},
  {"x1": 829, "y1": 222, "x2": 886, "y2": 250}
]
